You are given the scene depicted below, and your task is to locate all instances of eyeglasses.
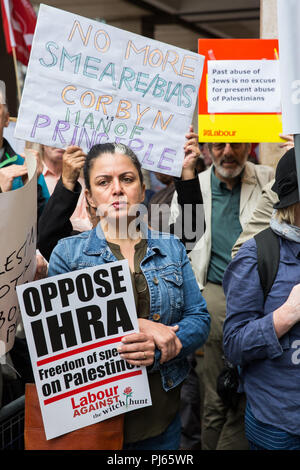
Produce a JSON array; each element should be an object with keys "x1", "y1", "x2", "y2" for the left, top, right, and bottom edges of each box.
[{"x1": 211, "y1": 143, "x2": 244, "y2": 151}]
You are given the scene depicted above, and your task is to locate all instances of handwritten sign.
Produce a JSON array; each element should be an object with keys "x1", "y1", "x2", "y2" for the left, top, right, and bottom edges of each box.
[
  {"x1": 14, "y1": 4, "x2": 204, "y2": 177},
  {"x1": 0, "y1": 154, "x2": 37, "y2": 357},
  {"x1": 198, "y1": 39, "x2": 283, "y2": 143},
  {"x1": 16, "y1": 260, "x2": 151, "y2": 440}
]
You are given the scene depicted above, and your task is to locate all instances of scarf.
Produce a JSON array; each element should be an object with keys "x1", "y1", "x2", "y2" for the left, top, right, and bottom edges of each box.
[{"x1": 270, "y1": 209, "x2": 300, "y2": 243}]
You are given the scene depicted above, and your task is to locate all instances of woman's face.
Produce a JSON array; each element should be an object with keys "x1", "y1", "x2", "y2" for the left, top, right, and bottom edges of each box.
[{"x1": 85, "y1": 152, "x2": 145, "y2": 223}]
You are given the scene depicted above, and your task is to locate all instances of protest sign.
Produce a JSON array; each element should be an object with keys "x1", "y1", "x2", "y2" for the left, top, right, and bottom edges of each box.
[
  {"x1": 16, "y1": 260, "x2": 151, "y2": 440},
  {"x1": 198, "y1": 39, "x2": 284, "y2": 143},
  {"x1": 14, "y1": 4, "x2": 204, "y2": 177},
  {"x1": 0, "y1": 153, "x2": 37, "y2": 357}
]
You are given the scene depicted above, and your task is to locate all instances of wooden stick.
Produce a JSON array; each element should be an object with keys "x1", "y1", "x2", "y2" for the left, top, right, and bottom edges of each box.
[{"x1": 12, "y1": 47, "x2": 21, "y2": 107}]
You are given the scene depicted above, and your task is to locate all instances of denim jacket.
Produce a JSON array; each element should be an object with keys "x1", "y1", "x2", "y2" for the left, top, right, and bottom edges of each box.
[{"x1": 48, "y1": 225, "x2": 210, "y2": 392}]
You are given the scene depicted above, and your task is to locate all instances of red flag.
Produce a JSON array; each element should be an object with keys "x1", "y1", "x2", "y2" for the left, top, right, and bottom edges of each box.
[{"x1": 1, "y1": 0, "x2": 36, "y2": 66}]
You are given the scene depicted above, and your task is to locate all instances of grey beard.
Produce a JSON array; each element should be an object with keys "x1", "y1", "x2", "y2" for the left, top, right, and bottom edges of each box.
[{"x1": 213, "y1": 162, "x2": 244, "y2": 179}]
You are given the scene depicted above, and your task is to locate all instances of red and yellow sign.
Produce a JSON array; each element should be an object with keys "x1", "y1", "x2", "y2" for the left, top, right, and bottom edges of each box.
[{"x1": 198, "y1": 39, "x2": 284, "y2": 143}]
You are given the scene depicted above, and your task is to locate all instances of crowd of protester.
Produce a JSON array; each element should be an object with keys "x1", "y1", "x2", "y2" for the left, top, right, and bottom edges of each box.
[{"x1": 0, "y1": 84, "x2": 299, "y2": 451}]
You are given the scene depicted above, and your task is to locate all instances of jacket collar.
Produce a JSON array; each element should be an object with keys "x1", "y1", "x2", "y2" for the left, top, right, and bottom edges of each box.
[{"x1": 83, "y1": 223, "x2": 168, "y2": 260}]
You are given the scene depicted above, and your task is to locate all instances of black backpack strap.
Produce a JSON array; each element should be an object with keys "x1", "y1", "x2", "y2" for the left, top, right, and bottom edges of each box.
[{"x1": 254, "y1": 227, "x2": 280, "y2": 301}]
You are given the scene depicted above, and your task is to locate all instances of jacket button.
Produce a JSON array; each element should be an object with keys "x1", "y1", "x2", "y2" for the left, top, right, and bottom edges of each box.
[
  {"x1": 153, "y1": 313, "x2": 160, "y2": 321},
  {"x1": 167, "y1": 379, "x2": 173, "y2": 387},
  {"x1": 153, "y1": 277, "x2": 159, "y2": 285}
]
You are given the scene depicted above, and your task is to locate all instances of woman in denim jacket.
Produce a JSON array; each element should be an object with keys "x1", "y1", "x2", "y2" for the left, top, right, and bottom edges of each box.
[{"x1": 48, "y1": 141, "x2": 210, "y2": 450}]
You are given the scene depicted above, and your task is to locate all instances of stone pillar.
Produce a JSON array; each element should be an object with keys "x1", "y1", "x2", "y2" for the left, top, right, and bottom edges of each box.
[{"x1": 260, "y1": 0, "x2": 285, "y2": 168}]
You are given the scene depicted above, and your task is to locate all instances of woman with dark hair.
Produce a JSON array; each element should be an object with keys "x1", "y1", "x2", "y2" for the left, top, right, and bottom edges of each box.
[
  {"x1": 47, "y1": 141, "x2": 210, "y2": 450},
  {"x1": 223, "y1": 147, "x2": 300, "y2": 450}
]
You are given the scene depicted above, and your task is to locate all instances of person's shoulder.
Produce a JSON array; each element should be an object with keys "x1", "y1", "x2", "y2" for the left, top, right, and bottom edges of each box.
[
  {"x1": 225, "y1": 237, "x2": 259, "y2": 288},
  {"x1": 246, "y1": 161, "x2": 275, "y2": 182},
  {"x1": 233, "y1": 236, "x2": 258, "y2": 262}
]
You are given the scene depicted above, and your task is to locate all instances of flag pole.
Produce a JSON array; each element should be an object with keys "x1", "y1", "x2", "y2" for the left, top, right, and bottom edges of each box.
[{"x1": 11, "y1": 46, "x2": 21, "y2": 106}]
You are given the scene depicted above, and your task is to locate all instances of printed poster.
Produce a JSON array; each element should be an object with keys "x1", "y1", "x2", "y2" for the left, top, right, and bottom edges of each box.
[
  {"x1": 16, "y1": 260, "x2": 151, "y2": 440},
  {"x1": 198, "y1": 39, "x2": 284, "y2": 143}
]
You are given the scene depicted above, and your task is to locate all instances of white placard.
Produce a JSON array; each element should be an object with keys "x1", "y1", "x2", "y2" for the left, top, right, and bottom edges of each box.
[
  {"x1": 14, "y1": 4, "x2": 204, "y2": 177},
  {"x1": 277, "y1": 0, "x2": 300, "y2": 134},
  {"x1": 0, "y1": 154, "x2": 37, "y2": 357},
  {"x1": 16, "y1": 260, "x2": 151, "y2": 440},
  {"x1": 207, "y1": 60, "x2": 281, "y2": 114}
]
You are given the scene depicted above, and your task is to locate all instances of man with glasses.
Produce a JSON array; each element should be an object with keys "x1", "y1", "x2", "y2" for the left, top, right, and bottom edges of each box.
[{"x1": 171, "y1": 141, "x2": 274, "y2": 450}]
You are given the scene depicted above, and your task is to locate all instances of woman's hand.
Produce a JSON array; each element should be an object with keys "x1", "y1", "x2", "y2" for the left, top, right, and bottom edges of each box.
[
  {"x1": 138, "y1": 318, "x2": 182, "y2": 364},
  {"x1": 181, "y1": 125, "x2": 201, "y2": 181},
  {"x1": 118, "y1": 332, "x2": 155, "y2": 367}
]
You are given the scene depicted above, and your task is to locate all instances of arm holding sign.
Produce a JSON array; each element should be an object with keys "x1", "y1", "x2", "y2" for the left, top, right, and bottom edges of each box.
[
  {"x1": 61, "y1": 146, "x2": 86, "y2": 191},
  {"x1": 136, "y1": 320, "x2": 182, "y2": 365},
  {"x1": 140, "y1": 238, "x2": 209, "y2": 371},
  {"x1": 169, "y1": 125, "x2": 205, "y2": 253},
  {"x1": 181, "y1": 125, "x2": 202, "y2": 180},
  {"x1": 37, "y1": 146, "x2": 87, "y2": 261},
  {"x1": 117, "y1": 332, "x2": 156, "y2": 367}
]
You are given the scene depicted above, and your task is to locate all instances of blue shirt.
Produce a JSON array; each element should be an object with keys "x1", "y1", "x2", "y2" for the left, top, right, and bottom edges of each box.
[
  {"x1": 48, "y1": 225, "x2": 211, "y2": 392},
  {"x1": 207, "y1": 169, "x2": 242, "y2": 284},
  {"x1": 223, "y1": 235, "x2": 300, "y2": 436}
]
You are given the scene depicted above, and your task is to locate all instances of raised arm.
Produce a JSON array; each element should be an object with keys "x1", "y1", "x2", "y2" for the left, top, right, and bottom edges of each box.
[
  {"x1": 37, "y1": 146, "x2": 86, "y2": 261},
  {"x1": 169, "y1": 125, "x2": 205, "y2": 252}
]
